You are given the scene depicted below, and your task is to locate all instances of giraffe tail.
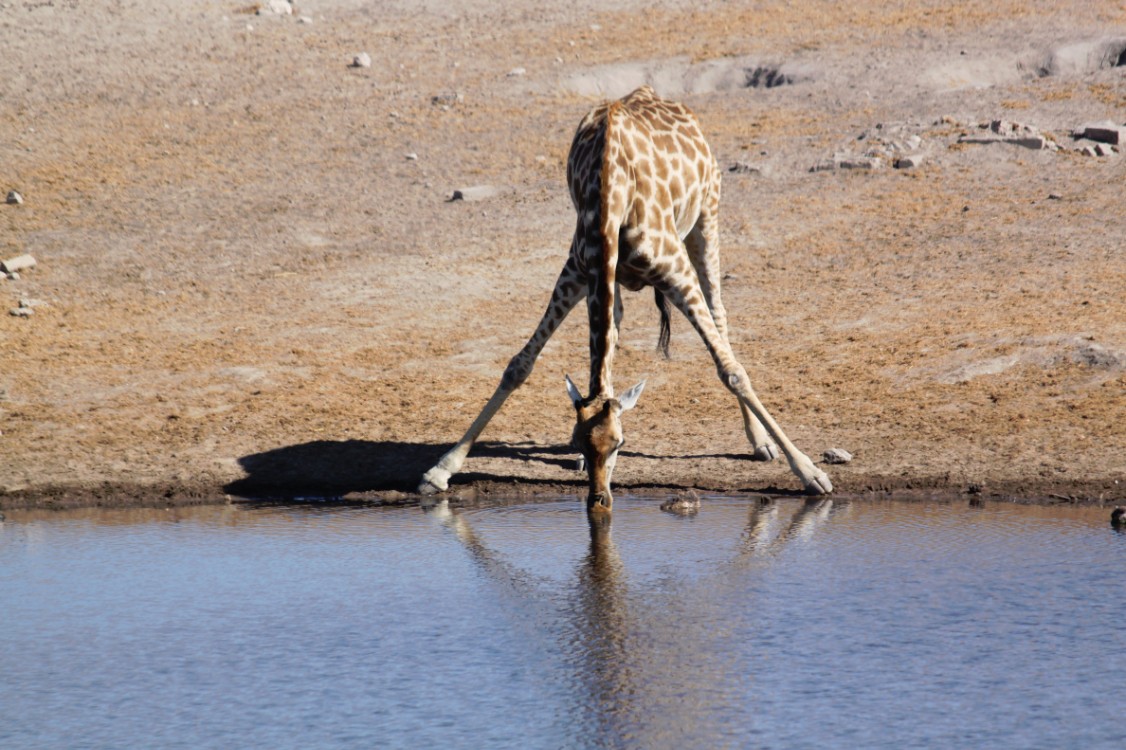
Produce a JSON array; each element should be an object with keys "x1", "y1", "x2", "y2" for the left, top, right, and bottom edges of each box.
[{"x1": 654, "y1": 288, "x2": 672, "y2": 359}]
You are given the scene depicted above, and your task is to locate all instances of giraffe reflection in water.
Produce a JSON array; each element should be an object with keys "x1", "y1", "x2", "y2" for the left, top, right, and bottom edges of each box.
[{"x1": 424, "y1": 497, "x2": 844, "y2": 745}]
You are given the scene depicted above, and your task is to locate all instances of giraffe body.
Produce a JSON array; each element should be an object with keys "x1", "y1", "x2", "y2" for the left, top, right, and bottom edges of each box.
[{"x1": 419, "y1": 86, "x2": 832, "y2": 511}]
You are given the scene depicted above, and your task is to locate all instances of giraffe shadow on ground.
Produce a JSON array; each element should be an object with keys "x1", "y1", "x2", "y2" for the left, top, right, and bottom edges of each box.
[
  {"x1": 223, "y1": 439, "x2": 807, "y2": 500},
  {"x1": 222, "y1": 440, "x2": 582, "y2": 500}
]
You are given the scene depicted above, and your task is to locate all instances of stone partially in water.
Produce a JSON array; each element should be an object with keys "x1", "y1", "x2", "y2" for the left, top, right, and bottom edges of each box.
[{"x1": 660, "y1": 491, "x2": 701, "y2": 515}]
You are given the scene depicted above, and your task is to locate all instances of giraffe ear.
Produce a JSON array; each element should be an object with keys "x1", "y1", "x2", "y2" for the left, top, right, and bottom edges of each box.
[
  {"x1": 564, "y1": 374, "x2": 583, "y2": 408},
  {"x1": 618, "y1": 380, "x2": 646, "y2": 411}
]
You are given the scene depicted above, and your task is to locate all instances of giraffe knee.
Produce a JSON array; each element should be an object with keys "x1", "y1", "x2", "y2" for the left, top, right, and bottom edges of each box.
[
  {"x1": 718, "y1": 364, "x2": 749, "y2": 392},
  {"x1": 502, "y1": 355, "x2": 534, "y2": 390}
]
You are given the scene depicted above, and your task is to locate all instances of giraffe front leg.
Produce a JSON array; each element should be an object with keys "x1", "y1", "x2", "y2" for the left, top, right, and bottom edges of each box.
[
  {"x1": 419, "y1": 383, "x2": 512, "y2": 494},
  {"x1": 418, "y1": 343, "x2": 554, "y2": 495},
  {"x1": 661, "y1": 277, "x2": 831, "y2": 495},
  {"x1": 723, "y1": 362, "x2": 831, "y2": 494},
  {"x1": 740, "y1": 403, "x2": 780, "y2": 462},
  {"x1": 686, "y1": 223, "x2": 778, "y2": 463},
  {"x1": 726, "y1": 365, "x2": 831, "y2": 494},
  {"x1": 418, "y1": 256, "x2": 586, "y2": 496}
]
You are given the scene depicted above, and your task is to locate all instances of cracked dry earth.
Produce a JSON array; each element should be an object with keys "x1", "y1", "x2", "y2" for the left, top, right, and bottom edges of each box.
[{"x1": 1, "y1": 0, "x2": 1124, "y2": 511}]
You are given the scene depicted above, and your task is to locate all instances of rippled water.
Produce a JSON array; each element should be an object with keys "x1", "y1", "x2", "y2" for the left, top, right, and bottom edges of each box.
[{"x1": 2, "y1": 498, "x2": 1124, "y2": 749}]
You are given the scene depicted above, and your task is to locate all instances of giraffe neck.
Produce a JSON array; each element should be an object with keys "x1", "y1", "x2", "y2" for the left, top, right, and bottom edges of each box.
[{"x1": 590, "y1": 101, "x2": 628, "y2": 399}]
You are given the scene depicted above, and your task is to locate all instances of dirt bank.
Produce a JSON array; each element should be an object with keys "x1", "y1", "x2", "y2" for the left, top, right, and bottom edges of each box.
[{"x1": 2, "y1": 1, "x2": 1124, "y2": 511}]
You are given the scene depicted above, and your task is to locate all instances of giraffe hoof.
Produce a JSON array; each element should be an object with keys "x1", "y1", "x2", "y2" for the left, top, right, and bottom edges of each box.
[
  {"x1": 418, "y1": 467, "x2": 450, "y2": 495},
  {"x1": 802, "y1": 470, "x2": 834, "y2": 495},
  {"x1": 751, "y1": 443, "x2": 779, "y2": 462}
]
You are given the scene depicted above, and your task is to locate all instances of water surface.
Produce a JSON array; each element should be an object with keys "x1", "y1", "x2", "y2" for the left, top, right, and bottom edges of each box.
[{"x1": 2, "y1": 498, "x2": 1124, "y2": 749}]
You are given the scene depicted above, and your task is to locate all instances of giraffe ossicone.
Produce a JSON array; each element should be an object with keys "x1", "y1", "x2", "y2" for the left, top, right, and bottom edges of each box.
[{"x1": 418, "y1": 86, "x2": 832, "y2": 511}]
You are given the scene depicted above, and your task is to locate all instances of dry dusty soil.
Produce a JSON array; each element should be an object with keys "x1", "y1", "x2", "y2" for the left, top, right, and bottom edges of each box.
[{"x1": 2, "y1": 0, "x2": 1124, "y2": 511}]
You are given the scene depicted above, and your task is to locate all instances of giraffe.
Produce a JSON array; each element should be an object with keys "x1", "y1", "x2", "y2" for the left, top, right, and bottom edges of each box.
[{"x1": 418, "y1": 86, "x2": 832, "y2": 512}]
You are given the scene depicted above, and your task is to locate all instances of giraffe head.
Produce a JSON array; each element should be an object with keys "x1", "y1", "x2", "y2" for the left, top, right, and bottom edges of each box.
[{"x1": 566, "y1": 375, "x2": 646, "y2": 514}]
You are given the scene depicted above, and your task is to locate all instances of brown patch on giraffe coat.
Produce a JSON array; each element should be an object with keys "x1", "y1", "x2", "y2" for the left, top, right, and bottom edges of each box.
[
  {"x1": 652, "y1": 132, "x2": 677, "y2": 153},
  {"x1": 668, "y1": 174, "x2": 685, "y2": 202}
]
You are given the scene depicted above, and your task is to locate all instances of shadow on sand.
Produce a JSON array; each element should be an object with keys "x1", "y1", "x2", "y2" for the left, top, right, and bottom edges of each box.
[
  {"x1": 222, "y1": 440, "x2": 582, "y2": 499},
  {"x1": 223, "y1": 440, "x2": 809, "y2": 501}
]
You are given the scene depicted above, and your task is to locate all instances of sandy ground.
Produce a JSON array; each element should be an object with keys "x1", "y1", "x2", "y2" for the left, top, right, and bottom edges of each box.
[{"x1": 2, "y1": 0, "x2": 1124, "y2": 511}]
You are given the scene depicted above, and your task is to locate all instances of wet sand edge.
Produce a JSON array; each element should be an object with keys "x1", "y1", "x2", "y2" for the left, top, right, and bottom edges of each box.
[{"x1": 2, "y1": 475, "x2": 1121, "y2": 512}]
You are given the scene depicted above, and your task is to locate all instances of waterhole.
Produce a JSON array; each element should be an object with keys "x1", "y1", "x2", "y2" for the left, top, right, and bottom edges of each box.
[{"x1": 2, "y1": 498, "x2": 1123, "y2": 749}]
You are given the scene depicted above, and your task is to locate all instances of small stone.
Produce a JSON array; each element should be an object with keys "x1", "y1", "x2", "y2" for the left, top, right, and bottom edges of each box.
[
  {"x1": 5, "y1": 190, "x2": 22, "y2": 205},
  {"x1": 0, "y1": 254, "x2": 36, "y2": 274},
  {"x1": 447, "y1": 185, "x2": 499, "y2": 202},
  {"x1": 297, "y1": 15, "x2": 313, "y2": 24},
  {"x1": 1080, "y1": 145, "x2": 1098, "y2": 157},
  {"x1": 352, "y1": 52, "x2": 372, "y2": 68},
  {"x1": 9, "y1": 307, "x2": 32, "y2": 317},
  {"x1": 506, "y1": 67, "x2": 527, "y2": 77},
  {"x1": 958, "y1": 133, "x2": 1051, "y2": 150},
  {"x1": 660, "y1": 490, "x2": 701, "y2": 515},
  {"x1": 1080, "y1": 121, "x2": 1126, "y2": 145},
  {"x1": 1048, "y1": 192, "x2": 1063, "y2": 200},
  {"x1": 894, "y1": 154, "x2": 925, "y2": 169},
  {"x1": 1012, "y1": 135, "x2": 1049, "y2": 150},
  {"x1": 728, "y1": 161, "x2": 763, "y2": 174},
  {"x1": 405, "y1": 152, "x2": 418, "y2": 161},
  {"x1": 839, "y1": 156, "x2": 883, "y2": 170},
  {"x1": 822, "y1": 448, "x2": 853, "y2": 464},
  {"x1": 431, "y1": 92, "x2": 462, "y2": 107},
  {"x1": 1093, "y1": 142, "x2": 1117, "y2": 157},
  {"x1": 990, "y1": 119, "x2": 1016, "y2": 136},
  {"x1": 7, "y1": 272, "x2": 19, "y2": 281},
  {"x1": 258, "y1": 0, "x2": 292, "y2": 15}
]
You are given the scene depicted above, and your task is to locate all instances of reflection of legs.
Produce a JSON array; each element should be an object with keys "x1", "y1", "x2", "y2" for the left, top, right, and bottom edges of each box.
[
  {"x1": 742, "y1": 498, "x2": 836, "y2": 556},
  {"x1": 685, "y1": 221, "x2": 778, "y2": 462},
  {"x1": 657, "y1": 247, "x2": 832, "y2": 494},
  {"x1": 419, "y1": 257, "x2": 587, "y2": 494}
]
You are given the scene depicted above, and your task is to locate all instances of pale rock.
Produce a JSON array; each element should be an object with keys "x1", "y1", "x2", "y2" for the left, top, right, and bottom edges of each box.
[
  {"x1": 258, "y1": 0, "x2": 292, "y2": 15},
  {"x1": 0, "y1": 254, "x2": 36, "y2": 274}
]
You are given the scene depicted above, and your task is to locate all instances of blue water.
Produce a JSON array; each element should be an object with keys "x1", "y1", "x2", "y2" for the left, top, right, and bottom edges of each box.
[{"x1": 2, "y1": 498, "x2": 1124, "y2": 749}]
